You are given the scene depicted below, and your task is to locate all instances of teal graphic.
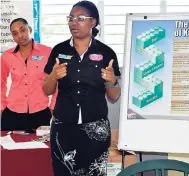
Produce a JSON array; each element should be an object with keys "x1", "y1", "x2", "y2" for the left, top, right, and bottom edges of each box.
[
  {"x1": 132, "y1": 26, "x2": 165, "y2": 108},
  {"x1": 58, "y1": 54, "x2": 72, "y2": 60},
  {"x1": 32, "y1": 55, "x2": 43, "y2": 60}
]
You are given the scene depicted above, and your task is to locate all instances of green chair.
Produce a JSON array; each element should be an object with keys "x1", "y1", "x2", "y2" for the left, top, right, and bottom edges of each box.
[{"x1": 117, "y1": 159, "x2": 189, "y2": 176}]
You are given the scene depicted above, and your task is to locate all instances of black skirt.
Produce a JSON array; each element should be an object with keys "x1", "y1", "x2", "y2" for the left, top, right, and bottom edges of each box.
[
  {"x1": 1, "y1": 107, "x2": 51, "y2": 130},
  {"x1": 50, "y1": 118, "x2": 111, "y2": 176}
]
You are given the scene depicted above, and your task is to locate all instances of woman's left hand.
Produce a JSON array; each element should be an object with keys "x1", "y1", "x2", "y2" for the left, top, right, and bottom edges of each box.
[{"x1": 101, "y1": 59, "x2": 116, "y2": 84}]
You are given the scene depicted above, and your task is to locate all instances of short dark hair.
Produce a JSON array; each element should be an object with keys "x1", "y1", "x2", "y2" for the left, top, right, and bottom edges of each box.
[
  {"x1": 10, "y1": 18, "x2": 29, "y2": 29},
  {"x1": 72, "y1": 1, "x2": 100, "y2": 37}
]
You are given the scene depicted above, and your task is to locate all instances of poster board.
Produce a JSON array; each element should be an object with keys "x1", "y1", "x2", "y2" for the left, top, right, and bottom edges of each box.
[{"x1": 118, "y1": 13, "x2": 189, "y2": 154}]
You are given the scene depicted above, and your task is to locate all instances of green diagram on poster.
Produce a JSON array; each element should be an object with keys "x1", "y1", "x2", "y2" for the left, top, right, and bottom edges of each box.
[{"x1": 132, "y1": 26, "x2": 165, "y2": 108}]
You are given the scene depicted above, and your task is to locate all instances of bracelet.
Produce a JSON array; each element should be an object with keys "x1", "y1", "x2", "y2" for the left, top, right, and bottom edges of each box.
[{"x1": 107, "y1": 79, "x2": 119, "y2": 88}]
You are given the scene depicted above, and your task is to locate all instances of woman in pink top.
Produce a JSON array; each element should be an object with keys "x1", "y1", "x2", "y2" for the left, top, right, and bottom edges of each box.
[{"x1": 1, "y1": 18, "x2": 57, "y2": 131}]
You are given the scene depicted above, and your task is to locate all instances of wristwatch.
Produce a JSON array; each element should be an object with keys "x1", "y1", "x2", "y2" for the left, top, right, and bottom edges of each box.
[{"x1": 107, "y1": 79, "x2": 119, "y2": 88}]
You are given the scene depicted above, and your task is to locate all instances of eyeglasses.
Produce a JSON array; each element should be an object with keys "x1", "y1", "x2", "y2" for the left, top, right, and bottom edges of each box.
[{"x1": 67, "y1": 15, "x2": 93, "y2": 23}]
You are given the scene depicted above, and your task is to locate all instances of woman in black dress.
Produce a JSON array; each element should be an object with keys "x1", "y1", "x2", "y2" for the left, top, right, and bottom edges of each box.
[{"x1": 42, "y1": 1, "x2": 121, "y2": 175}]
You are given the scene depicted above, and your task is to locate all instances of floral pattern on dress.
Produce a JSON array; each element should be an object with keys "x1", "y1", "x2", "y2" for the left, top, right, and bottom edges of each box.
[
  {"x1": 87, "y1": 151, "x2": 108, "y2": 176},
  {"x1": 53, "y1": 132, "x2": 76, "y2": 175},
  {"x1": 54, "y1": 133, "x2": 108, "y2": 176},
  {"x1": 81, "y1": 119, "x2": 110, "y2": 141},
  {"x1": 72, "y1": 151, "x2": 108, "y2": 176},
  {"x1": 52, "y1": 117, "x2": 63, "y2": 125}
]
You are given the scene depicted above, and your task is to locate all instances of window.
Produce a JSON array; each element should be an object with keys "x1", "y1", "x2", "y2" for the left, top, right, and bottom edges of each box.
[
  {"x1": 41, "y1": 0, "x2": 79, "y2": 47},
  {"x1": 166, "y1": 0, "x2": 189, "y2": 12},
  {"x1": 103, "y1": 0, "x2": 161, "y2": 67},
  {"x1": 41, "y1": 0, "x2": 162, "y2": 67},
  {"x1": 41, "y1": 0, "x2": 98, "y2": 47}
]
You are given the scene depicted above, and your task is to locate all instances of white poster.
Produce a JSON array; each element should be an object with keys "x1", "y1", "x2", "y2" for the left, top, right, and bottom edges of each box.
[
  {"x1": 0, "y1": 0, "x2": 40, "y2": 53},
  {"x1": 118, "y1": 13, "x2": 189, "y2": 154}
]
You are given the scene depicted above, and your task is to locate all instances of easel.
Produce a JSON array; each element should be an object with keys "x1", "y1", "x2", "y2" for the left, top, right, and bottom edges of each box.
[{"x1": 121, "y1": 151, "x2": 143, "y2": 176}]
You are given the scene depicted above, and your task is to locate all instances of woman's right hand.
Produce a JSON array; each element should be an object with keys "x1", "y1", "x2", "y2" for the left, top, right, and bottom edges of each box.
[{"x1": 50, "y1": 58, "x2": 67, "y2": 80}]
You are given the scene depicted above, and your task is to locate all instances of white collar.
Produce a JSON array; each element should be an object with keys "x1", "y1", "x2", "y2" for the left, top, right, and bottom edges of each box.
[{"x1": 69, "y1": 37, "x2": 92, "y2": 47}]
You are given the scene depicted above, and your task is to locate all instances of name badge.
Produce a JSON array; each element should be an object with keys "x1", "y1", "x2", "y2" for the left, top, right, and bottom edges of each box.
[
  {"x1": 32, "y1": 56, "x2": 43, "y2": 60},
  {"x1": 58, "y1": 54, "x2": 72, "y2": 60},
  {"x1": 89, "y1": 54, "x2": 103, "y2": 61}
]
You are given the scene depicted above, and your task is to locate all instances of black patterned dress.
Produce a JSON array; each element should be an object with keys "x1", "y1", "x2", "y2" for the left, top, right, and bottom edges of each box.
[
  {"x1": 44, "y1": 38, "x2": 121, "y2": 176},
  {"x1": 50, "y1": 118, "x2": 111, "y2": 176}
]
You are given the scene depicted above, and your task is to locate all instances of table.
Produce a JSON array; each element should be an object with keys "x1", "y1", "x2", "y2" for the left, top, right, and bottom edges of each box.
[
  {"x1": 1, "y1": 131, "x2": 54, "y2": 176},
  {"x1": 1, "y1": 130, "x2": 137, "y2": 176}
]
